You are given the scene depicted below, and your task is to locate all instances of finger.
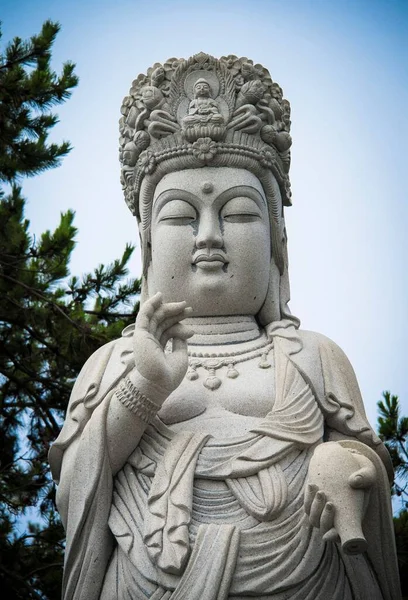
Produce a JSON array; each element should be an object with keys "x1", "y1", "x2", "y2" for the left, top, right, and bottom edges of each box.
[
  {"x1": 156, "y1": 307, "x2": 193, "y2": 339},
  {"x1": 348, "y1": 467, "x2": 375, "y2": 489},
  {"x1": 143, "y1": 292, "x2": 163, "y2": 313},
  {"x1": 309, "y1": 491, "x2": 326, "y2": 528},
  {"x1": 323, "y1": 527, "x2": 340, "y2": 543},
  {"x1": 149, "y1": 301, "x2": 189, "y2": 334},
  {"x1": 160, "y1": 323, "x2": 194, "y2": 348},
  {"x1": 304, "y1": 483, "x2": 318, "y2": 516},
  {"x1": 320, "y1": 502, "x2": 335, "y2": 535},
  {"x1": 348, "y1": 455, "x2": 376, "y2": 489},
  {"x1": 172, "y1": 336, "x2": 189, "y2": 354},
  {"x1": 167, "y1": 336, "x2": 190, "y2": 388},
  {"x1": 136, "y1": 292, "x2": 163, "y2": 330}
]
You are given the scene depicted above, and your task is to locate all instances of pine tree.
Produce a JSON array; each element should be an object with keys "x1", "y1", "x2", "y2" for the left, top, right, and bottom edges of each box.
[
  {"x1": 377, "y1": 391, "x2": 408, "y2": 596},
  {"x1": 0, "y1": 21, "x2": 140, "y2": 598},
  {"x1": 377, "y1": 391, "x2": 408, "y2": 502}
]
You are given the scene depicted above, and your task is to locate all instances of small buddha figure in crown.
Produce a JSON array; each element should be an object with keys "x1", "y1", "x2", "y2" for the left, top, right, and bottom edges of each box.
[
  {"x1": 183, "y1": 77, "x2": 225, "y2": 141},
  {"x1": 187, "y1": 78, "x2": 223, "y2": 120}
]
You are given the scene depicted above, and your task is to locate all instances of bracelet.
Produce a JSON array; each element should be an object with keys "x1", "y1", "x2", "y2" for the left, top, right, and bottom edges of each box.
[{"x1": 116, "y1": 377, "x2": 161, "y2": 423}]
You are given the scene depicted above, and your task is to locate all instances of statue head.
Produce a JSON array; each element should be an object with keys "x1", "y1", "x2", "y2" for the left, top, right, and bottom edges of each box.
[
  {"x1": 119, "y1": 53, "x2": 297, "y2": 328},
  {"x1": 194, "y1": 78, "x2": 212, "y2": 98}
]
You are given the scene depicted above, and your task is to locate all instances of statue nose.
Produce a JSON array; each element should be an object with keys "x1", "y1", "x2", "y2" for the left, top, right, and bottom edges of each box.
[{"x1": 195, "y1": 215, "x2": 223, "y2": 249}]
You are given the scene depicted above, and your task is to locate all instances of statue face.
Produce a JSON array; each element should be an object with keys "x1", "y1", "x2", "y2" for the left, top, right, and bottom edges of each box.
[
  {"x1": 194, "y1": 81, "x2": 211, "y2": 97},
  {"x1": 148, "y1": 167, "x2": 271, "y2": 316}
]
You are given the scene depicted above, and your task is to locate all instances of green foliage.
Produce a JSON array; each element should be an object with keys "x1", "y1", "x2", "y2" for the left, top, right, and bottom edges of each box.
[
  {"x1": 0, "y1": 22, "x2": 140, "y2": 598},
  {"x1": 0, "y1": 20, "x2": 78, "y2": 181},
  {"x1": 377, "y1": 391, "x2": 408, "y2": 596},
  {"x1": 378, "y1": 391, "x2": 408, "y2": 501}
]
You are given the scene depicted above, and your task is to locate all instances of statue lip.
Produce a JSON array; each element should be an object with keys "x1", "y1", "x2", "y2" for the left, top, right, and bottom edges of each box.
[{"x1": 193, "y1": 253, "x2": 227, "y2": 265}]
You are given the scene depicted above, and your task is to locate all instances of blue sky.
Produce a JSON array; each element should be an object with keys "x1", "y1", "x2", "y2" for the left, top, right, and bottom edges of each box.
[{"x1": 1, "y1": 0, "x2": 407, "y2": 430}]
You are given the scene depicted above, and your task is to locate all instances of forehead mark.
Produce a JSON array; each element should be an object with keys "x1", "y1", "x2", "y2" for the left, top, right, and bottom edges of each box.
[{"x1": 201, "y1": 182, "x2": 214, "y2": 194}]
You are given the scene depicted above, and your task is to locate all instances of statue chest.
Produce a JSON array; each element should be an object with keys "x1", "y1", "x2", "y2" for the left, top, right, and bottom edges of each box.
[{"x1": 158, "y1": 358, "x2": 275, "y2": 437}]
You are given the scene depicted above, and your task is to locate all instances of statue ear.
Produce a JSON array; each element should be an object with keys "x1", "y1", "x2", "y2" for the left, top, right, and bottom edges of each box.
[
  {"x1": 140, "y1": 275, "x2": 149, "y2": 306},
  {"x1": 139, "y1": 224, "x2": 152, "y2": 276},
  {"x1": 257, "y1": 257, "x2": 281, "y2": 326}
]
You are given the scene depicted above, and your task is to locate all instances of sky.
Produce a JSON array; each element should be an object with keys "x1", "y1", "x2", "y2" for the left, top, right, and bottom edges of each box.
[{"x1": 1, "y1": 0, "x2": 407, "y2": 432}]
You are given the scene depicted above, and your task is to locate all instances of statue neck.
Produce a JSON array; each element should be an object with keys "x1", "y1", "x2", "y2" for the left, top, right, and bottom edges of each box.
[{"x1": 185, "y1": 315, "x2": 262, "y2": 347}]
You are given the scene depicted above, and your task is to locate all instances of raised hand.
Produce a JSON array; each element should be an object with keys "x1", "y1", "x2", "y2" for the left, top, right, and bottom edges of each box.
[{"x1": 132, "y1": 292, "x2": 193, "y2": 398}]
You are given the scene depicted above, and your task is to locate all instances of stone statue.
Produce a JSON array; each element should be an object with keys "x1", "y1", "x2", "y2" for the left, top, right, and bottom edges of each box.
[
  {"x1": 49, "y1": 53, "x2": 401, "y2": 600},
  {"x1": 183, "y1": 78, "x2": 224, "y2": 129}
]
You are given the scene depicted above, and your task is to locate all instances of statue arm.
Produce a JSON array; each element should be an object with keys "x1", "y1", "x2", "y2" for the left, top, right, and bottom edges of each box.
[
  {"x1": 296, "y1": 330, "x2": 393, "y2": 480},
  {"x1": 317, "y1": 333, "x2": 394, "y2": 480},
  {"x1": 295, "y1": 332, "x2": 401, "y2": 597},
  {"x1": 55, "y1": 370, "x2": 169, "y2": 526},
  {"x1": 52, "y1": 292, "x2": 193, "y2": 526},
  {"x1": 105, "y1": 371, "x2": 169, "y2": 475}
]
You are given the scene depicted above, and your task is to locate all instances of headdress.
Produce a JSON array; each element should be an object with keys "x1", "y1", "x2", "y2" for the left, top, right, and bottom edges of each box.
[
  {"x1": 120, "y1": 54, "x2": 292, "y2": 210},
  {"x1": 119, "y1": 53, "x2": 298, "y2": 328}
]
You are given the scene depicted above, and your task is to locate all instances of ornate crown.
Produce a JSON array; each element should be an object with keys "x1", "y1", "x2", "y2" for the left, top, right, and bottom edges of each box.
[{"x1": 119, "y1": 53, "x2": 293, "y2": 218}]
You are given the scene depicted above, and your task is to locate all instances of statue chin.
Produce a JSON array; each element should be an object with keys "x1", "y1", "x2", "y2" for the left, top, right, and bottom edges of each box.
[{"x1": 49, "y1": 53, "x2": 401, "y2": 600}]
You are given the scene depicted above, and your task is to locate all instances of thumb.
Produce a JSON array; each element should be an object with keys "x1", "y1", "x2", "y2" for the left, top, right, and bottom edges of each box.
[
  {"x1": 348, "y1": 454, "x2": 376, "y2": 489},
  {"x1": 160, "y1": 323, "x2": 193, "y2": 348}
]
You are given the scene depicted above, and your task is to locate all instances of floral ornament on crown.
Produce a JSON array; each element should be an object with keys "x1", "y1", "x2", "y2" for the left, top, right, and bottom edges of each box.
[
  {"x1": 192, "y1": 138, "x2": 218, "y2": 163},
  {"x1": 138, "y1": 150, "x2": 156, "y2": 175}
]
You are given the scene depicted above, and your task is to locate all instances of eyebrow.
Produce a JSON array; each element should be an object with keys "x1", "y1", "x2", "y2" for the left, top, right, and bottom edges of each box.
[
  {"x1": 215, "y1": 186, "x2": 266, "y2": 210},
  {"x1": 153, "y1": 189, "x2": 197, "y2": 217}
]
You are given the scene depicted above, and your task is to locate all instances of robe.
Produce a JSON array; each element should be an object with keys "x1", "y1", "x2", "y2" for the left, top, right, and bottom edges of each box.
[{"x1": 49, "y1": 323, "x2": 401, "y2": 600}]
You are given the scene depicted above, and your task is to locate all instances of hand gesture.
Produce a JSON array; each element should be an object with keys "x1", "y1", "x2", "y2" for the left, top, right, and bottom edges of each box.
[{"x1": 132, "y1": 292, "x2": 193, "y2": 399}]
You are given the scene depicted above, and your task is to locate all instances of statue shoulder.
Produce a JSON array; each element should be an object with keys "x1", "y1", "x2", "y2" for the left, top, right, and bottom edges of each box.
[
  {"x1": 295, "y1": 329, "x2": 357, "y2": 377},
  {"x1": 268, "y1": 325, "x2": 355, "y2": 395},
  {"x1": 292, "y1": 328, "x2": 363, "y2": 417}
]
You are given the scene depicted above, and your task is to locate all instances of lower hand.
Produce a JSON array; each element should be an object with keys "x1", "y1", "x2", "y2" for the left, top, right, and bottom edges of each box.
[{"x1": 305, "y1": 446, "x2": 376, "y2": 543}]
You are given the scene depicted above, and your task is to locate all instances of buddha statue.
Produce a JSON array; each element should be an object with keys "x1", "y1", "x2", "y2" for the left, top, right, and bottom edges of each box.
[
  {"x1": 183, "y1": 77, "x2": 224, "y2": 136},
  {"x1": 49, "y1": 53, "x2": 401, "y2": 600}
]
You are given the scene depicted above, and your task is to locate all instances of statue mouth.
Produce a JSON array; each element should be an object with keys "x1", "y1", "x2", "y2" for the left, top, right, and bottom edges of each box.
[
  {"x1": 193, "y1": 253, "x2": 227, "y2": 264},
  {"x1": 192, "y1": 253, "x2": 228, "y2": 271}
]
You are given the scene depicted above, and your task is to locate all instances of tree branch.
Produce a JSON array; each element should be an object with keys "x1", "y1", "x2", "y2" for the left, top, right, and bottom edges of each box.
[{"x1": 0, "y1": 272, "x2": 83, "y2": 331}]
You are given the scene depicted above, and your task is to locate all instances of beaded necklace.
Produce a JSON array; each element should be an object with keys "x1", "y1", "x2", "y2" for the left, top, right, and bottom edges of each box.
[{"x1": 187, "y1": 335, "x2": 273, "y2": 390}]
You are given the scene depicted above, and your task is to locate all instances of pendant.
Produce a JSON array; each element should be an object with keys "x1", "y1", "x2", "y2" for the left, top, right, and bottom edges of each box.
[
  {"x1": 226, "y1": 363, "x2": 239, "y2": 379},
  {"x1": 186, "y1": 367, "x2": 199, "y2": 381},
  {"x1": 204, "y1": 376, "x2": 222, "y2": 390},
  {"x1": 186, "y1": 359, "x2": 201, "y2": 380},
  {"x1": 203, "y1": 367, "x2": 222, "y2": 390},
  {"x1": 258, "y1": 353, "x2": 271, "y2": 369}
]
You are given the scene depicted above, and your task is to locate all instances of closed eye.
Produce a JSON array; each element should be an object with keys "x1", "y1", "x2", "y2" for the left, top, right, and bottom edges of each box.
[
  {"x1": 159, "y1": 215, "x2": 196, "y2": 225},
  {"x1": 223, "y1": 213, "x2": 262, "y2": 223},
  {"x1": 220, "y1": 196, "x2": 263, "y2": 223},
  {"x1": 157, "y1": 199, "x2": 197, "y2": 225}
]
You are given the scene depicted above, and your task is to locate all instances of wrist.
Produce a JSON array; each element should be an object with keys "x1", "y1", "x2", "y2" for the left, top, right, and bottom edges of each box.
[
  {"x1": 116, "y1": 377, "x2": 161, "y2": 424},
  {"x1": 127, "y1": 368, "x2": 171, "y2": 406}
]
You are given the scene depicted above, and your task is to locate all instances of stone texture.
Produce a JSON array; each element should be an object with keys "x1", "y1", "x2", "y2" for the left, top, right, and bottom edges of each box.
[{"x1": 49, "y1": 53, "x2": 401, "y2": 600}]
